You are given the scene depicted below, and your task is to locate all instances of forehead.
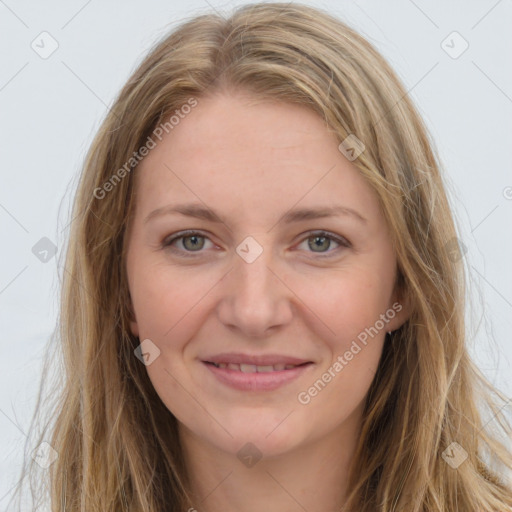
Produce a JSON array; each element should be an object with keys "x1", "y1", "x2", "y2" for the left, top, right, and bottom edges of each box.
[{"x1": 133, "y1": 92, "x2": 382, "y2": 226}]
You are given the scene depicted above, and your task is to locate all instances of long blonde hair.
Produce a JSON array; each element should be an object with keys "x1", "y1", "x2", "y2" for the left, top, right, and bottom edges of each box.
[{"x1": 9, "y1": 3, "x2": 512, "y2": 511}]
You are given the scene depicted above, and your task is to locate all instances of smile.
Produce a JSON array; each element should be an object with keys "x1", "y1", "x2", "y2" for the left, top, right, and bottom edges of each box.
[
  {"x1": 207, "y1": 362, "x2": 305, "y2": 372},
  {"x1": 202, "y1": 359, "x2": 314, "y2": 391}
]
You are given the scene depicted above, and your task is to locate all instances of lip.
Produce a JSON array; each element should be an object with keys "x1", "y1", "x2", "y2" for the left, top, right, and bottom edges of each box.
[{"x1": 202, "y1": 353, "x2": 314, "y2": 391}]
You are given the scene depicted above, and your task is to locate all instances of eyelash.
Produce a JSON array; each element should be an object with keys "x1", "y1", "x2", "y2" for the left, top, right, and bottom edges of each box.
[{"x1": 161, "y1": 230, "x2": 351, "y2": 258}]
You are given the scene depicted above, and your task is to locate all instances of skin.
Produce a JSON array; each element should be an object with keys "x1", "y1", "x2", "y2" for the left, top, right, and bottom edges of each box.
[{"x1": 126, "y1": 89, "x2": 409, "y2": 512}]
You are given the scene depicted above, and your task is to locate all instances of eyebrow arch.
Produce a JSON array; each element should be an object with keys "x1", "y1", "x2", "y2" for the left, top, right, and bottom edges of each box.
[{"x1": 144, "y1": 203, "x2": 367, "y2": 225}]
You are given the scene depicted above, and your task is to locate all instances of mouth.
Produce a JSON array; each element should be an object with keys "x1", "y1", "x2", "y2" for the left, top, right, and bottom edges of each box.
[
  {"x1": 201, "y1": 355, "x2": 314, "y2": 391},
  {"x1": 204, "y1": 361, "x2": 310, "y2": 372}
]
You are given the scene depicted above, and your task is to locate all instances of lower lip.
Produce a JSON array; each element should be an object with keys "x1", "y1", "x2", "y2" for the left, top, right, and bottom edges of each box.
[{"x1": 203, "y1": 362, "x2": 313, "y2": 391}]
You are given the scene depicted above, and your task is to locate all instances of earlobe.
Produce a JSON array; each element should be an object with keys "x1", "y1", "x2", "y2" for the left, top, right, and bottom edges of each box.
[
  {"x1": 386, "y1": 285, "x2": 411, "y2": 333},
  {"x1": 130, "y1": 319, "x2": 139, "y2": 337},
  {"x1": 128, "y1": 303, "x2": 139, "y2": 336},
  {"x1": 125, "y1": 292, "x2": 139, "y2": 337}
]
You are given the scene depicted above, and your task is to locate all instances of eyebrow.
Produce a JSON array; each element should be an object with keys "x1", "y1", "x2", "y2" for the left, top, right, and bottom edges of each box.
[{"x1": 144, "y1": 202, "x2": 367, "y2": 225}]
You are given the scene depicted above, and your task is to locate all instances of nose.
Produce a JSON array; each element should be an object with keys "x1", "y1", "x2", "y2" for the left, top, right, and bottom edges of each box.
[{"x1": 216, "y1": 241, "x2": 294, "y2": 338}]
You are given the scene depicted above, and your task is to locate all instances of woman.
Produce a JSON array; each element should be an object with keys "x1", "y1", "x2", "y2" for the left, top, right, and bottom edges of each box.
[{"x1": 11, "y1": 2, "x2": 512, "y2": 511}]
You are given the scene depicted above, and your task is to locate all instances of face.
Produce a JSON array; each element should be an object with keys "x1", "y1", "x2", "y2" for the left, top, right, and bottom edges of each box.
[{"x1": 126, "y1": 90, "x2": 408, "y2": 459}]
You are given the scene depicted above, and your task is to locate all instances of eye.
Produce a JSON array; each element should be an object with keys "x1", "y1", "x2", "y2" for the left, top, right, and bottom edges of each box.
[
  {"x1": 162, "y1": 230, "x2": 215, "y2": 256},
  {"x1": 296, "y1": 231, "x2": 350, "y2": 256}
]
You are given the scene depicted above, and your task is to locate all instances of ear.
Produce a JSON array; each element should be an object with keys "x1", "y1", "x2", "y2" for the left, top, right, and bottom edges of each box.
[
  {"x1": 386, "y1": 277, "x2": 411, "y2": 333},
  {"x1": 126, "y1": 293, "x2": 139, "y2": 337},
  {"x1": 130, "y1": 318, "x2": 139, "y2": 338}
]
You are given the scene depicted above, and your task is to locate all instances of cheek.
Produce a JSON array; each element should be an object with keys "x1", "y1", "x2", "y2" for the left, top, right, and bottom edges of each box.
[
  {"x1": 297, "y1": 265, "x2": 394, "y2": 346},
  {"x1": 129, "y1": 265, "x2": 216, "y2": 420},
  {"x1": 130, "y1": 262, "x2": 219, "y2": 340},
  {"x1": 297, "y1": 336, "x2": 384, "y2": 434},
  {"x1": 293, "y1": 265, "x2": 392, "y2": 408},
  {"x1": 295, "y1": 271, "x2": 388, "y2": 418}
]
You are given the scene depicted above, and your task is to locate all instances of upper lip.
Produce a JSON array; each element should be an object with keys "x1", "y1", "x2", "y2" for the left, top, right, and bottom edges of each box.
[{"x1": 203, "y1": 353, "x2": 312, "y2": 366}]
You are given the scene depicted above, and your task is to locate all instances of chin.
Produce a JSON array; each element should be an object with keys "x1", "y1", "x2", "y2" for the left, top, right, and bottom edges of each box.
[
  {"x1": 179, "y1": 410, "x2": 306, "y2": 460},
  {"x1": 221, "y1": 418, "x2": 309, "y2": 459}
]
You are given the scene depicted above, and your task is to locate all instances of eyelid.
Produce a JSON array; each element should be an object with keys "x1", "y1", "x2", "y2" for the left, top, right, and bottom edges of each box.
[{"x1": 162, "y1": 229, "x2": 351, "y2": 257}]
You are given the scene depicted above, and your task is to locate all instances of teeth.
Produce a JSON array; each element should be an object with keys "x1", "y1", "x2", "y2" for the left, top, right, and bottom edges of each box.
[
  {"x1": 240, "y1": 364, "x2": 257, "y2": 373},
  {"x1": 256, "y1": 365, "x2": 274, "y2": 373},
  {"x1": 210, "y1": 362, "x2": 302, "y2": 372}
]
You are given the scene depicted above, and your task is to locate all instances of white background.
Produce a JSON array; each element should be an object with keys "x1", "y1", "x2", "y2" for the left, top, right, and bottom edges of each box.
[{"x1": 1, "y1": 0, "x2": 511, "y2": 506}]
